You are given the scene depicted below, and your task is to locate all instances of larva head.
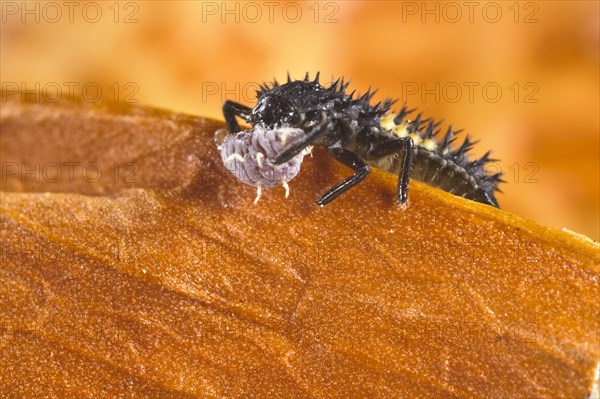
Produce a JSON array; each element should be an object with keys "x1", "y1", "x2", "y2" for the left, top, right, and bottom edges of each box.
[{"x1": 251, "y1": 94, "x2": 302, "y2": 128}]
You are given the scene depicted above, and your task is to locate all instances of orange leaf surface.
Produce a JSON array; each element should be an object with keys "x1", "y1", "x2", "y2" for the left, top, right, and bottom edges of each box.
[{"x1": 1, "y1": 97, "x2": 598, "y2": 398}]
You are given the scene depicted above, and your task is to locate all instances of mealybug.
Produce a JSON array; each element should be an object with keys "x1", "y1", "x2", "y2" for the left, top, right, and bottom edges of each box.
[
  {"x1": 215, "y1": 125, "x2": 311, "y2": 203},
  {"x1": 218, "y1": 72, "x2": 504, "y2": 207}
]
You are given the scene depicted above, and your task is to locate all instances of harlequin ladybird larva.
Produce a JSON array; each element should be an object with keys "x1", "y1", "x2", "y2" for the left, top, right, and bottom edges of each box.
[
  {"x1": 215, "y1": 125, "x2": 311, "y2": 204},
  {"x1": 220, "y1": 72, "x2": 504, "y2": 207}
]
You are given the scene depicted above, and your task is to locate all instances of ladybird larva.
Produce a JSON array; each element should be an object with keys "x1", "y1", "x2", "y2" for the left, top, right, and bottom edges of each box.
[{"x1": 220, "y1": 73, "x2": 504, "y2": 207}]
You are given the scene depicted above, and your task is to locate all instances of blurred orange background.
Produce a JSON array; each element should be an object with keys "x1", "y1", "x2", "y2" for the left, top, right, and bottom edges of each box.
[{"x1": 1, "y1": 0, "x2": 598, "y2": 240}]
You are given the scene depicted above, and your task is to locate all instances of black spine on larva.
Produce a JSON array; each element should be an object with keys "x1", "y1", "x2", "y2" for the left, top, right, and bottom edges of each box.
[{"x1": 220, "y1": 127, "x2": 307, "y2": 188}]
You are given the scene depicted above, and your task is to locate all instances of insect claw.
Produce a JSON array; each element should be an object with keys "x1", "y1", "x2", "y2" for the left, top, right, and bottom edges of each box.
[
  {"x1": 225, "y1": 153, "x2": 245, "y2": 163},
  {"x1": 256, "y1": 152, "x2": 264, "y2": 167},
  {"x1": 282, "y1": 179, "x2": 290, "y2": 198},
  {"x1": 254, "y1": 184, "x2": 262, "y2": 205}
]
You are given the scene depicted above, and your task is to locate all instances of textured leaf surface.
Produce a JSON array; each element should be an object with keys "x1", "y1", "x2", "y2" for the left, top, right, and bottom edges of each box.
[{"x1": 1, "y1": 98, "x2": 598, "y2": 398}]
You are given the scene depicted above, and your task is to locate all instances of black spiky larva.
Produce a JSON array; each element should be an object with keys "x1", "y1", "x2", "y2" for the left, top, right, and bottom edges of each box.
[
  {"x1": 215, "y1": 125, "x2": 311, "y2": 203},
  {"x1": 219, "y1": 72, "x2": 505, "y2": 207}
]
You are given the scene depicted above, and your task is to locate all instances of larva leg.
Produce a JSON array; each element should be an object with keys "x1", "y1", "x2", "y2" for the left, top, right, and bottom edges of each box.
[
  {"x1": 282, "y1": 178, "x2": 290, "y2": 198},
  {"x1": 368, "y1": 137, "x2": 415, "y2": 205},
  {"x1": 223, "y1": 100, "x2": 252, "y2": 133},
  {"x1": 253, "y1": 183, "x2": 262, "y2": 205},
  {"x1": 315, "y1": 148, "x2": 370, "y2": 206},
  {"x1": 270, "y1": 113, "x2": 330, "y2": 165}
]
